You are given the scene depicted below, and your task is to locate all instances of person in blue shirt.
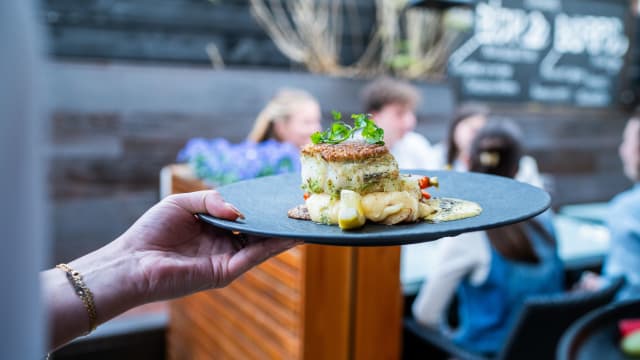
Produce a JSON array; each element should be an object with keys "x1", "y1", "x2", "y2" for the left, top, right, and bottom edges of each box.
[
  {"x1": 603, "y1": 112, "x2": 640, "y2": 300},
  {"x1": 412, "y1": 121, "x2": 564, "y2": 356}
]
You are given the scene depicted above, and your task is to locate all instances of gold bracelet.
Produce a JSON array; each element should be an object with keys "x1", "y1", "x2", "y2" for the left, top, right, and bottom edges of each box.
[{"x1": 56, "y1": 263, "x2": 98, "y2": 333}]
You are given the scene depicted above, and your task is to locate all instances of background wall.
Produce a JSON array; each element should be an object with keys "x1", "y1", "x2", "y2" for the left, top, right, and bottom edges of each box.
[{"x1": 42, "y1": 0, "x2": 376, "y2": 67}]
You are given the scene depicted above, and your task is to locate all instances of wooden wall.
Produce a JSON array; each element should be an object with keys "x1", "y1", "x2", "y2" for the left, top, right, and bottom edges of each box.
[
  {"x1": 48, "y1": 60, "x2": 631, "y2": 265},
  {"x1": 42, "y1": 0, "x2": 376, "y2": 66}
]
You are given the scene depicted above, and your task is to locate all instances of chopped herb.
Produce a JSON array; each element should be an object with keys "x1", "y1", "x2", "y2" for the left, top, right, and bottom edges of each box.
[
  {"x1": 302, "y1": 178, "x2": 323, "y2": 193},
  {"x1": 310, "y1": 112, "x2": 385, "y2": 145}
]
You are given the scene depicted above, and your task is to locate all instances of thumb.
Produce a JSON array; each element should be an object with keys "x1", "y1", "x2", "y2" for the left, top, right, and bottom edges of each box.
[{"x1": 166, "y1": 190, "x2": 245, "y2": 221}]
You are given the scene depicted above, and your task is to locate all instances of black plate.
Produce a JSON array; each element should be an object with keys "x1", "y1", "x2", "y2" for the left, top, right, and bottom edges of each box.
[
  {"x1": 558, "y1": 300, "x2": 640, "y2": 360},
  {"x1": 197, "y1": 170, "x2": 550, "y2": 246}
]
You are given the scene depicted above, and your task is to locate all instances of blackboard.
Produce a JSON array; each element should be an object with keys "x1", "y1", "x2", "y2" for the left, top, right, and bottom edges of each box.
[{"x1": 448, "y1": 0, "x2": 632, "y2": 107}]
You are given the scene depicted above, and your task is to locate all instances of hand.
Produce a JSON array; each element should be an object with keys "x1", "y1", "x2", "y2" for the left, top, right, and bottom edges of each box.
[
  {"x1": 44, "y1": 190, "x2": 300, "y2": 349},
  {"x1": 119, "y1": 190, "x2": 300, "y2": 303},
  {"x1": 573, "y1": 271, "x2": 605, "y2": 292}
]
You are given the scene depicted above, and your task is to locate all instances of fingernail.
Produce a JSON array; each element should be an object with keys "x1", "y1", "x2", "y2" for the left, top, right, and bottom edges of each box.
[{"x1": 225, "y1": 202, "x2": 245, "y2": 219}]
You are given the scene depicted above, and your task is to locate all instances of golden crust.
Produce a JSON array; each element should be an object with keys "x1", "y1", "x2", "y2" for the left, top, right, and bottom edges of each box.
[{"x1": 301, "y1": 142, "x2": 389, "y2": 162}]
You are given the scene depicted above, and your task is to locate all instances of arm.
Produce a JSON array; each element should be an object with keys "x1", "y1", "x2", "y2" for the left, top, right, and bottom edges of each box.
[
  {"x1": 42, "y1": 190, "x2": 299, "y2": 350},
  {"x1": 411, "y1": 232, "x2": 488, "y2": 327}
]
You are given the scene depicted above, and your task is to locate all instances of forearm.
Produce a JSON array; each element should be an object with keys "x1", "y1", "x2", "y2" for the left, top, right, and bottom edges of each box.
[
  {"x1": 42, "y1": 238, "x2": 144, "y2": 350},
  {"x1": 411, "y1": 273, "x2": 460, "y2": 326}
]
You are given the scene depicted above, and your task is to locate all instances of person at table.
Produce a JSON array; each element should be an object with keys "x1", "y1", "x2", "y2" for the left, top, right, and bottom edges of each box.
[
  {"x1": 361, "y1": 77, "x2": 439, "y2": 170},
  {"x1": 247, "y1": 88, "x2": 322, "y2": 149},
  {"x1": 601, "y1": 111, "x2": 640, "y2": 300},
  {"x1": 438, "y1": 103, "x2": 544, "y2": 188},
  {"x1": 411, "y1": 121, "x2": 564, "y2": 356}
]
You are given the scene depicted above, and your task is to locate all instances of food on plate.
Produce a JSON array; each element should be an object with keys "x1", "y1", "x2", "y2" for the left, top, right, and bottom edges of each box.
[
  {"x1": 621, "y1": 330, "x2": 640, "y2": 356},
  {"x1": 288, "y1": 112, "x2": 482, "y2": 230},
  {"x1": 620, "y1": 319, "x2": 640, "y2": 356}
]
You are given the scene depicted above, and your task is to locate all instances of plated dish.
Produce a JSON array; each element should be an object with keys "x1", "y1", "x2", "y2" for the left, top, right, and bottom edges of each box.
[
  {"x1": 197, "y1": 169, "x2": 550, "y2": 246},
  {"x1": 197, "y1": 113, "x2": 550, "y2": 246},
  {"x1": 288, "y1": 113, "x2": 482, "y2": 230}
]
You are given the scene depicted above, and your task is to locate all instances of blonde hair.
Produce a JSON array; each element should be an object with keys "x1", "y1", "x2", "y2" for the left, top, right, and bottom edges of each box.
[{"x1": 248, "y1": 89, "x2": 318, "y2": 143}]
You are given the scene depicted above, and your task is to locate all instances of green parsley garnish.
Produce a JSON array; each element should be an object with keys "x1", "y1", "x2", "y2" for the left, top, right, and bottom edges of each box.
[{"x1": 310, "y1": 112, "x2": 385, "y2": 145}]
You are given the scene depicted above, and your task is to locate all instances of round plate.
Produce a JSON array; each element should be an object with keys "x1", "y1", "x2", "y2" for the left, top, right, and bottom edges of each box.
[
  {"x1": 197, "y1": 170, "x2": 550, "y2": 246},
  {"x1": 558, "y1": 300, "x2": 640, "y2": 360}
]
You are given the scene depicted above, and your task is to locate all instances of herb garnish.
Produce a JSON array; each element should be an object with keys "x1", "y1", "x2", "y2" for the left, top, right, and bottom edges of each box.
[{"x1": 310, "y1": 112, "x2": 385, "y2": 145}]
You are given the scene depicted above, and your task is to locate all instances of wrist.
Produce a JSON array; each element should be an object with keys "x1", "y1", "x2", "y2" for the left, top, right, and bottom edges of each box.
[{"x1": 67, "y1": 237, "x2": 145, "y2": 325}]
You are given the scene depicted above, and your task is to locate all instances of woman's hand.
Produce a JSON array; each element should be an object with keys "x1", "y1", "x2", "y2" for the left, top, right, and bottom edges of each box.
[
  {"x1": 44, "y1": 190, "x2": 299, "y2": 349},
  {"x1": 121, "y1": 190, "x2": 299, "y2": 302}
]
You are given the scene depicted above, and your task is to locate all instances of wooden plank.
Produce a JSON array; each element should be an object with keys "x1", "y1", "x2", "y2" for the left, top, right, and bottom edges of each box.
[
  {"x1": 201, "y1": 290, "x2": 296, "y2": 359},
  {"x1": 242, "y1": 269, "x2": 301, "y2": 313},
  {"x1": 224, "y1": 275, "x2": 301, "y2": 333},
  {"x1": 276, "y1": 246, "x2": 303, "y2": 269},
  {"x1": 300, "y1": 244, "x2": 354, "y2": 360},
  {"x1": 44, "y1": 0, "x2": 376, "y2": 36},
  {"x1": 352, "y1": 246, "x2": 403, "y2": 360},
  {"x1": 169, "y1": 298, "x2": 233, "y2": 359},
  {"x1": 259, "y1": 256, "x2": 300, "y2": 289},
  {"x1": 177, "y1": 293, "x2": 269, "y2": 359}
]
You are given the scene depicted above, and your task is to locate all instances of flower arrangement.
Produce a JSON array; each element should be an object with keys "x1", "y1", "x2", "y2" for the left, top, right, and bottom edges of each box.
[{"x1": 177, "y1": 138, "x2": 300, "y2": 186}]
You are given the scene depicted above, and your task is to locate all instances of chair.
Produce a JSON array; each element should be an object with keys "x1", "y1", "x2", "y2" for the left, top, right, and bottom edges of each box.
[
  {"x1": 404, "y1": 277, "x2": 624, "y2": 360},
  {"x1": 557, "y1": 298, "x2": 640, "y2": 360}
]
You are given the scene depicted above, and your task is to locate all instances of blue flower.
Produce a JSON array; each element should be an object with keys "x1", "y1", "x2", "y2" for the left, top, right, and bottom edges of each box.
[{"x1": 178, "y1": 138, "x2": 301, "y2": 186}]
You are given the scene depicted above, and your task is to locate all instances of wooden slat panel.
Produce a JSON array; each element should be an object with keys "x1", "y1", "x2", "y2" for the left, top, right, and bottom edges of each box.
[
  {"x1": 231, "y1": 275, "x2": 300, "y2": 332},
  {"x1": 258, "y1": 256, "x2": 299, "y2": 289},
  {"x1": 211, "y1": 287, "x2": 299, "y2": 356},
  {"x1": 352, "y1": 246, "x2": 403, "y2": 360},
  {"x1": 181, "y1": 293, "x2": 270, "y2": 360},
  {"x1": 170, "y1": 297, "x2": 256, "y2": 360},
  {"x1": 201, "y1": 294, "x2": 290, "y2": 359},
  {"x1": 300, "y1": 245, "x2": 354, "y2": 360},
  {"x1": 276, "y1": 246, "x2": 303, "y2": 269},
  {"x1": 242, "y1": 268, "x2": 300, "y2": 312},
  {"x1": 268, "y1": 251, "x2": 302, "y2": 276},
  {"x1": 217, "y1": 279, "x2": 300, "y2": 340}
]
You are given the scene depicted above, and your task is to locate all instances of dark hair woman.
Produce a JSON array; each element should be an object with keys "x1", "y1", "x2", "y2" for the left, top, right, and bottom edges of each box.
[{"x1": 412, "y1": 121, "x2": 564, "y2": 356}]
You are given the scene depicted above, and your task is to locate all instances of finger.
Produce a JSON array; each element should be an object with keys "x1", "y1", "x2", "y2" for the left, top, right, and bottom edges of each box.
[
  {"x1": 167, "y1": 190, "x2": 245, "y2": 220},
  {"x1": 227, "y1": 237, "x2": 301, "y2": 280}
]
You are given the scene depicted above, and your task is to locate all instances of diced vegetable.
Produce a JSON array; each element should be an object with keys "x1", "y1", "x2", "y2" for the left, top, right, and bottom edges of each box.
[
  {"x1": 621, "y1": 330, "x2": 640, "y2": 356},
  {"x1": 620, "y1": 319, "x2": 640, "y2": 337},
  {"x1": 418, "y1": 176, "x2": 430, "y2": 189},
  {"x1": 338, "y1": 190, "x2": 366, "y2": 230}
]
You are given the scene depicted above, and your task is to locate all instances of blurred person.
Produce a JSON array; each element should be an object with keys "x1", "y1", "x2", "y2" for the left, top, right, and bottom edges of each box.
[
  {"x1": 442, "y1": 103, "x2": 544, "y2": 188},
  {"x1": 247, "y1": 88, "x2": 322, "y2": 149},
  {"x1": 601, "y1": 111, "x2": 640, "y2": 300},
  {"x1": 0, "y1": 1, "x2": 299, "y2": 356},
  {"x1": 361, "y1": 77, "x2": 439, "y2": 170},
  {"x1": 443, "y1": 103, "x2": 491, "y2": 170},
  {"x1": 411, "y1": 121, "x2": 564, "y2": 356}
]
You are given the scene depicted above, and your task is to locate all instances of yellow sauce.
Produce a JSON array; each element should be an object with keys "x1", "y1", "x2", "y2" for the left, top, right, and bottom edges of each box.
[
  {"x1": 421, "y1": 198, "x2": 482, "y2": 222},
  {"x1": 305, "y1": 192, "x2": 481, "y2": 227}
]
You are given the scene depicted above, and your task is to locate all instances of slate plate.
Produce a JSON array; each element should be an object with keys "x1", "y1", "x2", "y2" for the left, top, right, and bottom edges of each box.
[
  {"x1": 558, "y1": 300, "x2": 640, "y2": 360},
  {"x1": 197, "y1": 170, "x2": 550, "y2": 246}
]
